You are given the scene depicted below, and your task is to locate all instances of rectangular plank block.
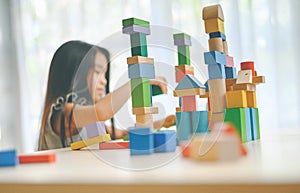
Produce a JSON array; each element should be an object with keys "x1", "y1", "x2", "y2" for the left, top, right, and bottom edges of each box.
[
  {"x1": 154, "y1": 131, "x2": 177, "y2": 153},
  {"x1": 127, "y1": 56, "x2": 154, "y2": 65},
  {"x1": 174, "y1": 88, "x2": 206, "y2": 97},
  {"x1": 132, "y1": 107, "x2": 158, "y2": 115},
  {"x1": 131, "y1": 78, "x2": 151, "y2": 107},
  {"x1": 130, "y1": 33, "x2": 148, "y2": 56},
  {"x1": 232, "y1": 83, "x2": 256, "y2": 92},
  {"x1": 129, "y1": 128, "x2": 153, "y2": 155},
  {"x1": 71, "y1": 134, "x2": 111, "y2": 150},
  {"x1": 128, "y1": 63, "x2": 155, "y2": 79},
  {"x1": 204, "y1": 18, "x2": 225, "y2": 34},
  {"x1": 209, "y1": 32, "x2": 226, "y2": 41},
  {"x1": 204, "y1": 51, "x2": 226, "y2": 66},
  {"x1": 0, "y1": 149, "x2": 18, "y2": 167},
  {"x1": 19, "y1": 153, "x2": 56, "y2": 164},
  {"x1": 176, "y1": 111, "x2": 192, "y2": 142},
  {"x1": 226, "y1": 90, "x2": 247, "y2": 108},
  {"x1": 122, "y1": 25, "x2": 150, "y2": 35},
  {"x1": 250, "y1": 108, "x2": 260, "y2": 140},
  {"x1": 122, "y1": 17, "x2": 150, "y2": 27},
  {"x1": 99, "y1": 141, "x2": 129, "y2": 150}
]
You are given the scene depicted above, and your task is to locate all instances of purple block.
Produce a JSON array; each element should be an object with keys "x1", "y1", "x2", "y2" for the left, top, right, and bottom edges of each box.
[
  {"x1": 174, "y1": 38, "x2": 192, "y2": 46},
  {"x1": 86, "y1": 122, "x2": 106, "y2": 138},
  {"x1": 122, "y1": 24, "x2": 150, "y2": 35}
]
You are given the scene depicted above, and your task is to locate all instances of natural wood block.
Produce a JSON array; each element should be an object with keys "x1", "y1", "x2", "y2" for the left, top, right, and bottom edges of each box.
[
  {"x1": 182, "y1": 96, "x2": 196, "y2": 112},
  {"x1": 226, "y1": 90, "x2": 247, "y2": 108},
  {"x1": 246, "y1": 91, "x2": 257, "y2": 108},
  {"x1": 175, "y1": 65, "x2": 194, "y2": 83},
  {"x1": 204, "y1": 18, "x2": 225, "y2": 34},
  {"x1": 136, "y1": 114, "x2": 153, "y2": 127},
  {"x1": 223, "y1": 41, "x2": 228, "y2": 55},
  {"x1": 132, "y1": 107, "x2": 158, "y2": 115},
  {"x1": 236, "y1": 70, "x2": 253, "y2": 84},
  {"x1": 208, "y1": 78, "x2": 226, "y2": 113},
  {"x1": 199, "y1": 91, "x2": 209, "y2": 98},
  {"x1": 174, "y1": 88, "x2": 206, "y2": 97},
  {"x1": 202, "y1": 4, "x2": 224, "y2": 21},
  {"x1": 253, "y1": 76, "x2": 265, "y2": 84},
  {"x1": 127, "y1": 56, "x2": 154, "y2": 65},
  {"x1": 176, "y1": 107, "x2": 182, "y2": 112},
  {"x1": 208, "y1": 37, "x2": 223, "y2": 53},
  {"x1": 71, "y1": 134, "x2": 111, "y2": 150},
  {"x1": 233, "y1": 83, "x2": 256, "y2": 92}
]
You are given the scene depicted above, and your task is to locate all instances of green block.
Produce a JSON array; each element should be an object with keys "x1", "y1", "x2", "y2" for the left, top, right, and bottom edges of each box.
[
  {"x1": 152, "y1": 85, "x2": 163, "y2": 96},
  {"x1": 131, "y1": 78, "x2": 151, "y2": 107},
  {"x1": 253, "y1": 108, "x2": 260, "y2": 139},
  {"x1": 130, "y1": 33, "x2": 148, "y2": 56},
  {"x1": 224, "y1": 108, "x2": 247, "y2": 143},
  {"x1": 122, "y1": 18, "x2": 150, "y2": 27},
  {"x1": 178, "y1": 45, "x2": 190, "y2": 65},
  {"x1": 173, "y1": 33, "x2": 191, "y2": 40}
]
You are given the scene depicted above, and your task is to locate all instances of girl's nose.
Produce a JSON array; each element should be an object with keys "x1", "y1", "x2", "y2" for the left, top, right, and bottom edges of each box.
[{"x1": 99, "y1": 73, "x2": 107, "y2": 86}]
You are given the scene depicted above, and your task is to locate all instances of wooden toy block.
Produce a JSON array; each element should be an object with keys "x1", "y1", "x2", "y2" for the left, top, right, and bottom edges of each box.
[
  {"x1": 85, "y1": 122, "x2": 106, "y2": 138},
  {"x1": 127, "y1": 56, "x2": 154, "y2": 65},
  {"x1": 202, "y1": 4, "x2": 224, "y2": 21},
  {"x1": 208, "y1": 37, "x2": 223, "y2": 53},
  {"x1": 191, "y1": 111, "x2": 209, "y2": 133},
  {"x1": 176, "y1": 107, "x2": 182, "y2": 112},
  {"x1": 175, "y1": 74, "x2": 205, "y2": 90},
  {"x1": 122, "y1": 17, "x2": 150, "y2": 28},
  {"x1": 174, "y1": 38, "x2": 192, "y2": 46},
  {"x1": 246, "y1": 91, "x2": 257, "y2": 108},
  {"x1": 223, "y1": 41, "x2": 228, "y2": 55},
  {"x1": 225, "y1": 55, "x2": 234, "y2": 67},
  {"x1": 180, "y1": 143, "x2": 190, "y2": 158},
  {"x1": 177, "y1": 45, "x2": 190, "y2": 65},
  {"x1": 222, "y1": 123, "x2": 247, "y2": 156},
  {"x1": 18, "y1": 153, "x2": 56, "y2": 164},
  {"x1": 130, "y1": 33, "x2": 148, "y2": 56},
  {"x1": 204, "y1": 81, "x2": 209, "y2": 92},
  {"x1": 123, "y1": 135, "x2": 129, "y2": 141},
  {"x1": 189, "y1": 133, "x2": 240, "y2": 162},
  {"x1": 208, "y1": 63, "x2": 226, "y2": 79},
  {"x1": 0, "y1": 149, "x2": 18, "y2": 167},
  {"x1": 225, "y1": 67, "x2": 237, "y2": 79},
  {"x1": 224, "y1": 108, "x2": 252, "y2": 142},
  {"x1": 176, "y1": 111, "x2": 192, "y2": 141},
  {"x1": 71, "y1": 134, "x2": 111, "y2": 150},
  {"x1": 209, "y1": 32, "x2": 226, "y2": 41},
  {"x1": 131, "y1": 78, "x2": 151, "y2": 108},
  {"x1": 210, "y1": 112, "x2": 224, "y2": 128},
  {"x1": 240, "y1": 61, "x2": 255, "y2": 75},
  {"x1": 199, "y1": 91, "x2": 209, "y2": 98},
  {"x1": 99, "y1": 141, "x2": 129, "y2": 150},
  {"x1": 233, "y1": 83, "x2": 256, "y2": 92},
  {"x1": 175, "y1": 68, "x2": 194, "y2": 83},
  {"x1": 136, "y1": 114, "x2": 153, "y2": 127},
  {"x1": 236, "y1": 70, "x2": 253, "y2": 84},
  {"x1": 173, "y1": 33, "x2": 191, "y2": 40},
  {"x1": 226, "y1": 90, "x2": 247, "y2": 108},
  {"x1": 128, "y1": 63, "x2": 155, "y2": 79},
  {"x1": 132, "y1": 107, "x2": 158, "y2": 115},
  {"x1": 122, "y1": 24, "x2": 151, "y2": 35},
  {"x1": 208, "y1": 78, "x2": 226, "y2": 113},
  {"x1": 253, "y1": 76, "x2": 266, "y2": 84},
  {"x1": 152, "y1": 85, "x2": 163, "y2": 96},
  {"x1": 182, "y1": 96, "x2": 196, "y2": 112},
  {"x1": 204, "y1": 18, "x2": 225, "y2": 34},
  {"x1": 129, "y1": 128, "x2": 154, "y2": 155},
  {"x1": 250, "y1": 108, "x2": 260, "y2": 140},
  {"x1": 174, "y1": 88, "x2": 206, "y2": 97},
  {"x1": 204, "y1": 51, "x2": 226, "y2": 66},
  {"x1": 154, "y1": 131, "x2": 177, "y2": 153}
]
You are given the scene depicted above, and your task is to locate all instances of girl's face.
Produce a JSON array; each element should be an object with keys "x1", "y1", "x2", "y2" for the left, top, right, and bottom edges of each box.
[{"x1": 87, "y1": 51, "x2": 108, "y2": 103}]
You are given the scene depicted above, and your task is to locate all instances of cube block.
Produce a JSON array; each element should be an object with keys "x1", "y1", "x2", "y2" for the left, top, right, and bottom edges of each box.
[
  {"x1": 204, "y1": 51, "x2": 226, "y2": 66},
  {"x1": 191, "y1": 111, "x2": 209, "y2": 133},
  {"x1": 225, "y1": 67, "x2": 237, "y2": 79},
  {"x1": 208, "y1": 63, "x2": 226, "y2": 79},
  {"x1": 204, "y1": 18, "x2": 225, "y2": 34},
  {"x1": 129, "y1": 128, "x2": 154, "y2": 155},
  {"x1": 182, "y1": 96, "x2": 196, "y2": 112},
  {"x1": 202, "y1": 4, "x2": 224, "y2": 21},
  {"x1": 128, "y1": 63, "x2": 155, "y2": 79},
  {"x1": 226, "y1": 90, "x2": 247, "y2": 108},
  {"x1": 0, "y1": 149, "x2": 18, "y2": 167},
  {"x1": 154, "y1": 131, "x2": 177, "y2": 153},
  {"x1": 208, "y1": 37, "x2": 223, "y2": 53}
]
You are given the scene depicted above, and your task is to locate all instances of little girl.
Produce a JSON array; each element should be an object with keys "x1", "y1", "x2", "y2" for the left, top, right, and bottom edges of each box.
[{"x1": 38, "y1": 41, "x2": 175, "y2": 150}]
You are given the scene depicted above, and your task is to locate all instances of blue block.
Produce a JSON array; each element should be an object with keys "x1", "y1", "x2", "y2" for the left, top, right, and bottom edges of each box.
[
  {"x1": 0, "y1": 149, "x2": 18, "y2": 167},
  {"x1": 209, "y1": 32, "x2": 226, "y2": 41},
  {"x1": 176, "y1": 112, "x2": 192, "y2": 141},
  {"x1": 204, "y1": 81, "x2": 209, "y2": 92},
  {"x1": 191, "y1": 111, "x2": 209, "y2": 133},
  {"x1": 154, "y1": 131, "x2": 176, "y2": 153},
  {"x1": 129, "y1": 128, "x2": 153, "y2": 155},
  {"x1": 250, "y1": 108, "x2": 260, "y2": 140},
  {"x1": 204, "y1": 51, "x2": 226, "y2": 66},
  {"x1": 208, "y1": 63, "x2": 226, "y2": 79},
  {"x1": 175, "y1": 74, "x2": 205, "y2": 90},
  {"x1": 225, "y1": 67, "x2": 237, "y2": 79},
  {"x1": 245, "y1": 108, "x2": 252, "y2": 142},
  {"x1": 128, "y1": 63, "x2": 155, "y2": 79}
]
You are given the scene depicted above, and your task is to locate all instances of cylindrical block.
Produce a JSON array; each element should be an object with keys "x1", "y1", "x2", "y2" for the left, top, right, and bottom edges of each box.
[{"x1": 208, "y1": 78, "x2": 226, "y2": 113}]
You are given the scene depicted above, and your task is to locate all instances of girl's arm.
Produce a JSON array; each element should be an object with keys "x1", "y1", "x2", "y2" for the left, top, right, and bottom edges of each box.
[{"x1": 153, "y1": 114, "x2": 176, "y2": 129}]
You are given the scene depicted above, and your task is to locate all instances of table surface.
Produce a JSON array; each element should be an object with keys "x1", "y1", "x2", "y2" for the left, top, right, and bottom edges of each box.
[{"x1": 1, "y1": 129, "x2": 300, "y2": 193}]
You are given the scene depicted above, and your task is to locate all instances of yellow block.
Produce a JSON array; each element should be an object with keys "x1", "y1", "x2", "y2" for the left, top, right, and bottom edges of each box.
[
  {"x1": 204, "y1": 18, "x2": 225, "y2": 34},
  {"x1": 246, "y1": 91, "x2": 257, "y2": 108},
  {"x1": 71, "y1": 134, "x2": 111, "y2": 150},
  {"x1": 226, "y1": 90, "x2": 247, "y2": 108},
  {"x1": 202, "y1": 4, "x2": 224, "y2": 21}
]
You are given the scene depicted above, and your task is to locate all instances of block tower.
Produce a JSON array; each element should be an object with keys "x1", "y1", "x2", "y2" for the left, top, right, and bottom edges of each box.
[
  {"x1": 202, "y1": 4, "x2": 265, "y2": 142},
  {"x1": 173, "y1": 33, "x2": 208, "y2": 143},
  {"x1": 122, "y1": 18, "x2": 176, "y2": 155}
]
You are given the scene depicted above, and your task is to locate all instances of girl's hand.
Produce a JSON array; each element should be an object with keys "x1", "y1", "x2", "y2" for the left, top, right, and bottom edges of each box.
[
  {"x1": 162, "y1": 114, "x2": 176, "y2": 128},
  {"x1": 150, "y1": 76, "x2": 167, "y2": 94}
]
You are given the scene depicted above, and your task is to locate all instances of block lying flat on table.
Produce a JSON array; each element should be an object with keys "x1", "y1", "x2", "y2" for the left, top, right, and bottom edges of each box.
[
  {"x1": 19, "y1": 153, "x2": 56, "y2": 164},
  {"x1": 0, "y1": 149, "x2": 18, "y2": 167},
  {"x1": 71, "y1": 134, "x2": 111, "y2": 150},
  {"x1": 99, "y1": 141, "x2": 129, "y2": 150}
]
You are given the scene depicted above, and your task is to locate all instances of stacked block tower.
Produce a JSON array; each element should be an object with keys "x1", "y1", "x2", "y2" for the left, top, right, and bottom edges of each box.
[
  {"x1": 202, "y1": 4, "x2": 265, "y2": 142},
  {"x1": 122, "y1": 18, "x2": 176, "y2": 155},
  {"x1": 173, "y1": 33, "x2": 208, "y2": 143}
]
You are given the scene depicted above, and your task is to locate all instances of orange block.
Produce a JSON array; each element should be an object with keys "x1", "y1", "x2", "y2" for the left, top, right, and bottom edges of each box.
[
  {"x1": 226, "y1": 90, "x2": 247, "y2": 108},
  {"x1": 240, "y1": 61, "x2": 255, "y2": 76},
  {"x1": 99, "y1": 141, "x2": 129, "y2": 150},
  {"x1": 18, "y1": 153, "x2": 56, "y2": 164},
  {"x1": 182, "y1": 96, "x2": 196, "y2": 112},
  {"x1": 175, "y1": 65, "x2": 194, "y2": 82},
  {"x1": 246, "y1": 91, "x2": 257, "y2": 108}
]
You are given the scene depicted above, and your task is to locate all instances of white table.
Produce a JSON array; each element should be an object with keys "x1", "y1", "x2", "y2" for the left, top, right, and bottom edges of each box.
[{"x1": 1, "y1": 130, "x2": 300, "y2": 193}]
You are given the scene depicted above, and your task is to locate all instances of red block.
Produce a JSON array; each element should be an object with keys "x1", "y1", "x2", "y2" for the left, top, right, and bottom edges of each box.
[
  {"x1": 240, "y1": 61, "x2": 255, "y2": 76},
  {"x1": 225, "y1": 55, "x2": 234, "y2": 67},
  {"x1": 182, "y1": 96, "x2": 196, "y2": 112},
  {"x1": 99, "y1": 141, "x2": 129, "y2": 150},
  {"x1": 176, "y1": 70, "x2": 194, "y2": 83},
  {"x1": 18, "y1": 153, "x2": 56, "y2": 164}
]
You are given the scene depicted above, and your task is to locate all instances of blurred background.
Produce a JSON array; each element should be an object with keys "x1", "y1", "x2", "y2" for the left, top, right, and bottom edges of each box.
[{"x1": 0, "y1": 0, "x2": 299, "y2": 153}]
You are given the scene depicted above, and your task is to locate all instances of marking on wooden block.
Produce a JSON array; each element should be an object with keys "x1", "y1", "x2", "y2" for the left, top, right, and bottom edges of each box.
[
  {"x1": 71, "y1": 134, "x2": 111, "y2": 150},
  {"x1": 236, "y1": 70, "x2": 253, "y2": 84}
]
